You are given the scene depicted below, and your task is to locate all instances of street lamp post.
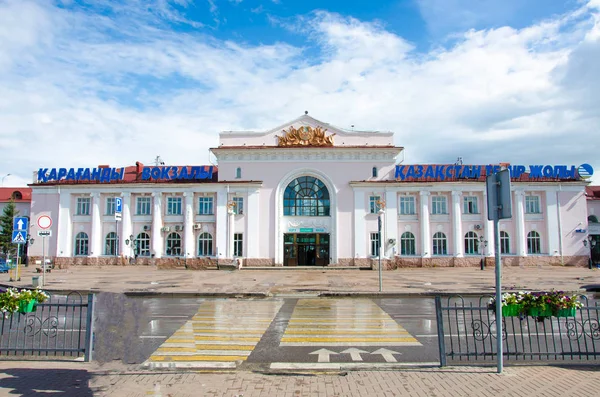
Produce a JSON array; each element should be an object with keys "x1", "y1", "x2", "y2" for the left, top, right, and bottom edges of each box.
[
  {"x1": 125, "y1": 234, "x2": 138, "y2": 262},
  {"x1": 584, "y1": 236, "x2": 597, "y2": 269},
  {"x1": 479, "y1": 236, "x2": 488, "y2": 271},
  {"x1": 377, "y1": 202, "x2": 385, "y2": 293},
  {"x1": 1, "y1": 173, "x2": 10, "y2": 186}
]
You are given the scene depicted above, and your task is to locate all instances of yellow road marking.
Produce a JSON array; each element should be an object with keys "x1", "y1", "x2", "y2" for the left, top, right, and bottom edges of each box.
[
  {"x1": 194, "y1": 345, "x2": 255, "y2": 350},
  {"x1": 149, "y1": 355, "x2": 247, "y2": 362},
  {"x1": 193, "y1": 336, "x2": 260, "y2": 342},
  {"x1": 281, "y1": 336, "x2": 419, "y2": 342},
  {"x1": 283, "y1": 330, "x2": 412, "y2": 335}
]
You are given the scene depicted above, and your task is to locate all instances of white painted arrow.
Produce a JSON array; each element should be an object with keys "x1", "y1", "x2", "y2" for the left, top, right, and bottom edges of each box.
[
  {"x1": 340, "y1": 348, "x2": 369, "y2": 362},
  {"x1": 17, "y1": 220, "x2": 24, "y2": 230},
  {"x1": 371, "y1": 348, "x2": 401, "y2": 363},
  {"x1": 309, "y1": 348, "x2": 338, "y2": 363}
]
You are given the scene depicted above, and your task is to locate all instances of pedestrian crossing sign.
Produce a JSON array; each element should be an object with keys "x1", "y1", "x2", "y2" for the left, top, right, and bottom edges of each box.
[{"x1": 12, "y1": 230, "x2": 27, "y2": 244}]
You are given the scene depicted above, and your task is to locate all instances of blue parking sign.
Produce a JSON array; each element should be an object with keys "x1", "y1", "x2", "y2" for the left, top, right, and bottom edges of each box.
[{"x1": 115, "y1": 197, "x2": 123, "y2": 213}]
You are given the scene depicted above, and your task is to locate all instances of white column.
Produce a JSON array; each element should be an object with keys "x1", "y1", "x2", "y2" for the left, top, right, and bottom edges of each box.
[
  {"x1": 216, "y1": 190, "x2": 228, "y2": 260},
  {"x1": 90, "y1": 193, "x2": 102, "y2": 257},
  {"x1": 545, "y1": 190, "x2": 560, "y2": 256},
  {"x1": 228, "y1": 198, "x2": 235, "y2": 258},
  {"x1": 483, "y1": 190, "x2": 495, "y2": 256},
  {"x1": 354, "y1": 190, "x2": 366, "y2": 259},
  {"x1": 121, "y1": 192, "x2": 132, "y2": 257},
  {"x1": 151, "y1": 192, "x2": 163, "y2": 258},
  {"x1": 57, "y1": 192, "x2": 72, "y2": 257},
  {"x1": 184, "y1": 191, "x2": 194, "y2": 258},
  {"x1": 420, "y1": 191, "x2": 431, "y2": 257},
  {"x1": 246, "y1": 189, "x2": 260, "y2": 258},
  {"x1": 515, "y1": 190, "x2": 526, "y2": 256},
  {"x1": 385, "y1": 191, "x2": 397, "y2": 257},
  {"x1": 452, "y1": 191, "x2": 463, "y2": 257}
]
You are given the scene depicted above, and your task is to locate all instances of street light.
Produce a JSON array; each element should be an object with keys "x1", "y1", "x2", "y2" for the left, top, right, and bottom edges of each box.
[
  {"x1": 583, "y1": 236, "x2": 597, "y2": 269},
  {"x1": 479, "y1": 236, "x2": 488, "y2": 271},
  {"x1": 1, "y1": 173, "x2": 10, "y2": 186}
]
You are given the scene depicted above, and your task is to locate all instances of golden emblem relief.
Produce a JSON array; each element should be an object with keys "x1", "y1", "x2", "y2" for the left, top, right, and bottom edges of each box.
[{"x1": 276, "y1": 126, "x2": 335, "y2": 147}]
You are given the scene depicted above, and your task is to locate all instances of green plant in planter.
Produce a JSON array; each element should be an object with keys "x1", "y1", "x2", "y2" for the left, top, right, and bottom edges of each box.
[
  {"x1": 0, "y1": 288, "x2": 20, "y2": 317},
  {"x1": 17, "y1": 288, "x2": 49, "y2": 304},
  {"x1": 489, "y1": 290, "x2": 582, "y2": 320},
  {"x1": 0, "y1": 288, "x2": 49, "y2": 317}
]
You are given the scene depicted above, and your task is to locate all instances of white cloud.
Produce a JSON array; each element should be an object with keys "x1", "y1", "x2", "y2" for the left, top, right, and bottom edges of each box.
[{"x1": 0, "y1": 0, "x2": 599, "y2": 188}]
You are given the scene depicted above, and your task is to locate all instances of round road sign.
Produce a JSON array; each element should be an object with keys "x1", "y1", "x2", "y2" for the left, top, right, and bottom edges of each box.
[{"x1": 37, "y1": 215, "x2": 52, "y2": 230}]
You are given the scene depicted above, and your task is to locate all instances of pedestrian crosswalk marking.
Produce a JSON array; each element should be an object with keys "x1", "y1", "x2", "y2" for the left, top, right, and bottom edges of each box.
[
  {"x1": 280, "y1": 299, "x2": 422, "y2": 348},
  {"x1": 142, "y1": 299, "x2": 282, "y2": 370}
]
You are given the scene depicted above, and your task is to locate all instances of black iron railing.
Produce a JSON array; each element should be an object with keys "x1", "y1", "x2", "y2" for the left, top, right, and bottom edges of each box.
[
  {"x1": 435, "y1": 295, "x2": 600, "y2": 366},
  {"x1": 0, "y1": 292, "x2": 95, "y2": 361}
]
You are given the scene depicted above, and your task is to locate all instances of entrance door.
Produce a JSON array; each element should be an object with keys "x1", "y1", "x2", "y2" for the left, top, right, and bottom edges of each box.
[{"x1": 283, "y1": 233, "x2": 330, "y2": 266}]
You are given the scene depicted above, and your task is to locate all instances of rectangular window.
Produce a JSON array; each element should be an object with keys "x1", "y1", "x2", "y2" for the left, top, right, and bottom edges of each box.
[
  {"x1": 234, "y1": 233, "x2": 243, "y2": 257},
  {"x1": 167, "y1": 197, "x2": 182, "y2": 215},
  {"x1": 136, "y1": 197, "x2": 151, "y2": 215},
  {"x1": 399, "y1": 196, "x2": 415, "y2": 215},
  {"x1": 431, "y1": 196, "x2": 447, "y2": 215},
  {"x1": 106, "y1": 197, "x2": 115, "y2": 215},
  {"x1": 525, "y1": 196, "x2": 541, "y2": 214},
  {"x1": 370, "y1": 232, "x2": 381, "y2": 256},
  {"x1": 76, "y1": 197, "x2": 91, "y2": 215},
  {"x1": 233, "y1": 197, "x2": 244, "y2": 215},
  {"x1": 369, "y1": 196, "x2": 381, "y2": 214},
  {"x1": 463, "y1": 196, "x2": 479, "y2": 214},
  {"x1": 198, "y1": 197, "x2": 214, "y2": 215}
]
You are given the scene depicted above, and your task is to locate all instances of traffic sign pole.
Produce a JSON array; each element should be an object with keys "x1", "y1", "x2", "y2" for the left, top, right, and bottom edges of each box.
[
  {"x1": 15, "y1": 242, "x2": 20, "y2": 282},
  {"x1": 42, "y1": 235, "x2": 46, "y2": 287},
  {"x1": 115, "y1": 198, "x2": 123, "y2": 259},
  {"x1": 37, "y1": 215, "x2": 53, "y2": 287}
]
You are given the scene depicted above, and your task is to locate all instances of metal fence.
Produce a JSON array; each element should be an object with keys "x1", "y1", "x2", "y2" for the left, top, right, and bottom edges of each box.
[
  {"x1": 0, "y1": 292, "x2": 95, "y2": 361},
  {"x1": 435, "y1": 295, "x2": 600, "y2": 366}
]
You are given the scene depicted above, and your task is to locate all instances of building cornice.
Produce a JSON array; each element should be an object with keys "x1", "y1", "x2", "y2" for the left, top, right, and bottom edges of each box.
[{"x1": 211, "y1": 147, "x2": 403, "y2": 163}]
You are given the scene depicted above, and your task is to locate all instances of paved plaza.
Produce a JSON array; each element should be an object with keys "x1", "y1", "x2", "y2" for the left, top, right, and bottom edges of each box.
[{"x1": 1, "y1": 265, "x2": 599, "y2": 396}]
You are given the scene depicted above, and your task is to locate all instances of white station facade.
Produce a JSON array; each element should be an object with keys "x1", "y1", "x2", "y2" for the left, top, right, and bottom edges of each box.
[{"x1": 27, "y1": 115, "x2": 593, "y2": 269}]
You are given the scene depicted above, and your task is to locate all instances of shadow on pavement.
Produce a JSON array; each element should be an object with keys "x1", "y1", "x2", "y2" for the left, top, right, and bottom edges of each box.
[{"x1": 0, "y1": 368, "x2": 92, "y2": 396}]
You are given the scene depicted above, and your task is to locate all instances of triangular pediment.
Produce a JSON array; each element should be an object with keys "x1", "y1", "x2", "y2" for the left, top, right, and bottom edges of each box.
[{"x1": 219, "y1": 114, "x2": 393, "y2": 148}]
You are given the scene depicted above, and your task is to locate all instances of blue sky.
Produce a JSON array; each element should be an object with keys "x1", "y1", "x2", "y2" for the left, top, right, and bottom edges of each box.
[{"x1": 0, "y1": 0, "x2": 599, "y2": 186}]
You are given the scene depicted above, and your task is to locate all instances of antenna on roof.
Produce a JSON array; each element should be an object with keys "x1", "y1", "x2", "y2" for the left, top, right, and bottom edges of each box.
[{"x1": 154, "y1": 155, "x2": 165, "y2": 166}]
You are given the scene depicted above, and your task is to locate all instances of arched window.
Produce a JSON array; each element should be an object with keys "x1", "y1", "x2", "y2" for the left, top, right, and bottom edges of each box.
[
  {"x1": 464, "y1": 231, "x2": 479, "y2": 255},
  {"x1": 11, "y1": 191, "x2": 22, "y2": 200},
  {"x1": 589, "y1": 215, "x2": 599, "y2": 223},
  {"x1": 197, "y1": 233, "x2": 213, "y2": 256},
  {"x1": 372, "y1": 167, "x2": 378, "y2": 178},
  {"x1": 104, "y1": 232, "x2": 117, "y2": 255},
  {"x1": 74, "y1": 232, "x2": 89, "y2": 256},
  {"x1": 527, "y1": 231, "x2": 541, "y2": 254},
  {"x1": 400, "y1": 232, "x2": 416, "y2": 255},
  {"x1": 236, "y1": 167, "x2": 242, "y2": 179},
  {"x1": 136, "y1": 232, "x2": 151, "y2": 256},
  {"x1": 166, "y1": 232, "x2": 181, "y2": 256},
  {"x1": 433, "y1": 232, "x2": 447, "y2": 255},
  {"x1": 500, "y1": 231, "x2": 510, "y2": 254},
  {"x1": 283, "y1": 176, "x2": 330, "y2": 216}
]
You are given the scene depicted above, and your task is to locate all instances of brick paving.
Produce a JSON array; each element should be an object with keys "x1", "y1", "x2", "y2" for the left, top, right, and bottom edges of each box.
[
  {"x1": 2, "y1": 264, "x2": 599, "y2": 296},
  {"x1": 1, "y1": 266, "x2": 600, "y2": 396},
  {"x1": 87, "y1": 365, "x2": 600, "y2": 397}
]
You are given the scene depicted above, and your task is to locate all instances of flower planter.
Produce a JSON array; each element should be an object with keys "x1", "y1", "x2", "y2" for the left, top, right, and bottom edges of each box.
[
  {"x1": 528, "y1": 306, "x2": 552, "y2": 317},
  {"x1": 557, "y1": 307, "x2": 577, "y2": 317},
  {"x1": 502, "y1": 304, "x2": 523, "y2": 317},
  {"x1": 18, "y1": 299, "x2": 37, "y2": 314}
]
